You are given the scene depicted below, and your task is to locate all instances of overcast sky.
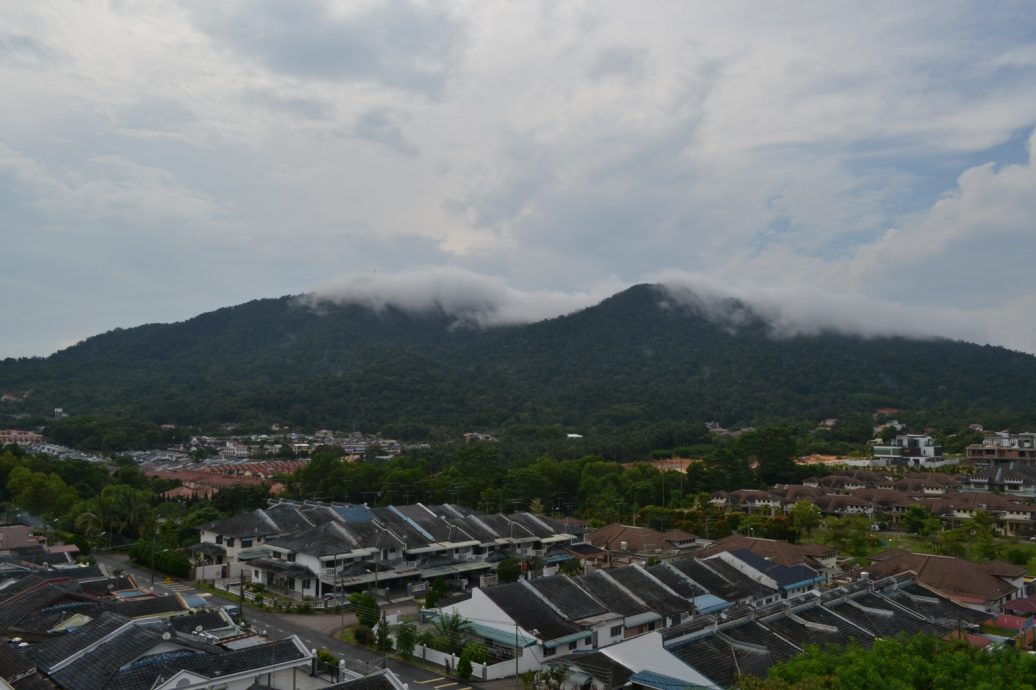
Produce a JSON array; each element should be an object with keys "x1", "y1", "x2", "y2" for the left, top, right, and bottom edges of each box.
[{"x1": 3, "y1": 1, "x2": 1036, "y2": 358}]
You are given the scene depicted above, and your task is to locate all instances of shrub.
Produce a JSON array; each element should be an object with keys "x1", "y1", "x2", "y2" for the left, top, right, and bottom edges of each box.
[
  {"x1": 354, "y1": 624, "x2": 374, "y2": 646},
  {"x1": 456, "y1": 654, "x2": 473, "y2": 680}
]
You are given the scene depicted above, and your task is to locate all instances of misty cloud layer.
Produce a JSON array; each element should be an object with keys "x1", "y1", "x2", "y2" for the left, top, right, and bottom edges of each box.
[{"x1": 307, "y1": 268, "x2": 619, "y2": 327}]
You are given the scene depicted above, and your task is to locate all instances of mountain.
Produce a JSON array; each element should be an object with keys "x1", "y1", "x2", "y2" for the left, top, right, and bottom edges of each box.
[{"x1": 3, "y1": 284, "x2": 1036, "y2": 431}]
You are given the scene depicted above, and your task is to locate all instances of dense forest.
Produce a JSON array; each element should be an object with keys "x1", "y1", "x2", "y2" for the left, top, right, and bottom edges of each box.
[{"x1": 4, "y1": 284, "x2": 1036, "y2": 433}]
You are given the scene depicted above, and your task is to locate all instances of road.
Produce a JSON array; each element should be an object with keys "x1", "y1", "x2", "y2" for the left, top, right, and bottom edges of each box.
[{"x1": 93, "y1": 553, "x2": 499, "y2": 690}]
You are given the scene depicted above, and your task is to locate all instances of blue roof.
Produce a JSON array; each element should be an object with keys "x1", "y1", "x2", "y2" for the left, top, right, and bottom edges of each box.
[
  {"x1": 727, "y1": 549, "x2": 822, "y2": 590},
  {"x1": 630, "y1": 670, "x2": 711, "y2": 690},
  {"x1": 692, "y1": 593, "x2": 730, "y2": 614},
  {"x1": 333, "y1": 504, "x2": 373, "y2": 524}
]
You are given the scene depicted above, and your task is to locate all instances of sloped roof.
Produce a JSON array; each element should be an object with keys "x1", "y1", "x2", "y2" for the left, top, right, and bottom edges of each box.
[
  {"x1": 669, "y1": 558, "x2": 756, "y2": 602},
  {"x1": 605, "y1": 567, "x2": 693, "y2": 617},
  {"x1": 482, "y1": 582, "x2": 581, "y2": 641},
  {"x1": 696, "y1": 535, "x2": 834, "y2": 569},
  {"x1": 868, "y1": 553, "x2": 1018, "y2": 604},
  {"x1": 202, "y1": 509, "x2": 280, "y2": 538},
  {"x1": 584, "y1": 524, "x2": 694, "y2": 553},
  {"x1": 573, "y1": 572, "x2": 650, "y2": 618},
  {"x1": 722, "y1": 550, "x2": 822, "y2": 589},
  {"x1": 645, "y1": 564, "x2": 706, "y2": 600},
  {"x1": 23, "y1": 612, "x2": 132, "y2": 671},
  {"x1": 528, "y1": 575, "x2": 609, "y2": 621},
  {"x1": 0, "y1": 644, "x2": 33, "y2": 683},
  {"x1": 980, "y1": 559, "x2": 1027, "y2": 578},
  {"x1": 105, "y1": 637, "x2": 308, "y2": 690}
]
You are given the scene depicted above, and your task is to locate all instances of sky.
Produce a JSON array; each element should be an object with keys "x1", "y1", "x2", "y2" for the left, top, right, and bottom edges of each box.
[{"x1": 2, "y1": 1, "x2": 1036, "y2": 358}]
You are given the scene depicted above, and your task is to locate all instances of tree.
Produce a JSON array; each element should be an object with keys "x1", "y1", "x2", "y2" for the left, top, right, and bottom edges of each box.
[
  {"x1": 8, "y1": 467, "x2": 78, "y2": 517},
  {"x1": 789, "y1": 500, "x2": 822, "y2": 539},
  {"x1": 822, "y1": 516, "x2": 870, "y2": 557},
  {"x1": 375, "y1": 613, "x2": 392, "y2": 653},
  {"x1": 394, "y1": 620, "x2": 417, "y2": 660},
  {"x1": 741, "y1": 633, "x2": 1036, "y2": 689},
  {"x1": 902, "y1": 504, "x2": 941, "y2": 537},
  {"x1": 496, "y1": 557, "x2": 521, "y2": 583},
  {"x1": 348, "y1": 592, "x2": 380, "y2": 628},
  {"x1": 432, "y1": 611, "x2": 472, "y2": 655}
]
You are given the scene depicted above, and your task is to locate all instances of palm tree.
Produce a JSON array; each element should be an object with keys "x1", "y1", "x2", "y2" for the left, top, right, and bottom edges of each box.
[{"x1": 432, "y1": 611, "x2": 472, "y2": 655}]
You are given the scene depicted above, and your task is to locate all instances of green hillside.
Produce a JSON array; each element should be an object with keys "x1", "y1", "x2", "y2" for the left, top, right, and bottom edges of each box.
[{"x1": 3, "y1": 284, "x2": 1035, "y2": 431}]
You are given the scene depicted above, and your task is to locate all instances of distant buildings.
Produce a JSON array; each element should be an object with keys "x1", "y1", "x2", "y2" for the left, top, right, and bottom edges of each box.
[
  {"x1": 872, "y1": 433, "x2": 944, "y2": 467},
  {"x1": 966, "y1": 431, "x2": 1036, "y2": 466}
]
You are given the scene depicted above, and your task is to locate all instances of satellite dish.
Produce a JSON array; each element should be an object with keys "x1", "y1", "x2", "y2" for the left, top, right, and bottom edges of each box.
[
  {"x1": 162, "y1": 632, "x2": 171, "y2": 640},
  {"x1": 195, "y1": 625, "x2": 203, "y2": 633}
]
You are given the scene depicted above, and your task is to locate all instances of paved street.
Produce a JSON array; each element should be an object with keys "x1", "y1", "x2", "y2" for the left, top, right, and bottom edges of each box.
[{"x1": 92, "y1": 553, "x2": 511, "y2": 690}]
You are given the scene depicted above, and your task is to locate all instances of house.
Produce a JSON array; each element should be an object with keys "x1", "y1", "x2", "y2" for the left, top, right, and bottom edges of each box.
[
  {"x1": 966, "y1": 431, "x2": 1036, "y2": 466},
  {"x1": 201, "y1": 500, "x2": 578, "y2": 599},
  {"x1": 583, "y1": 524, "x2": 700, "y2": 565},
  {"x1": 6, "y1": 609, "x2": 322, "y2": 689},
  {"x1": 872, "y1": 434, "x2": 944, "y2": 467},
  {"x1": 704, "y1": 550, "x2": 825, "y2": 601},
  {"x1": 554, "y1": 632, "x2": 720, "y2": 690},
  {"x1": 694, "y1": 535, "x2": 837, "y2": 576},
  {"x1": 868, "y1": 551, "x2": 1020, "y2": 612}
]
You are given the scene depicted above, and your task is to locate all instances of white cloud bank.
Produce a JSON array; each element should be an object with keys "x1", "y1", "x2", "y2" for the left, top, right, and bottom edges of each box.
[{"x1": 308, "y1": 267, "x2": 623, "y2": 327}]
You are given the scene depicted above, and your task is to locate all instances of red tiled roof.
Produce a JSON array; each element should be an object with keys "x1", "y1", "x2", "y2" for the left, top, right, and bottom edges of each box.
[
  {"x1": 981, "y1": 560, "x2": 1028, "y2": 578},
  {"x1": 1002, "y1": 596, "x2": 1036, "y2": 614},
  {"x1": 868, "y1": 552, "x2": 1018, "y2": 604},
  {"x1": 695, "y1": 534, "x2": 835, "y2": 569}
]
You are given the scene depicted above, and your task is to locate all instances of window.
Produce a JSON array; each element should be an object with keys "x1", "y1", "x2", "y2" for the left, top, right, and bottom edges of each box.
[
  {"x1": 215, "y1": 535, "x2": 223, "y2": 545},
  {"x1": 241, "y1": 538, "x2": 253, "y2": 548},
  {"x1": 610, "y1": 625, "x2": 622, "y2": 637},
  {"x1": 568, "y1": 641, "x2": 577, "y2": 651},
  {"x1": 287, "y1": 553, "x2": 296, "y2": 562},
  {"x1": 226, "y1": 538, "x2": 235, "y2": 548},
  {"x1": 544, "y1": 647, "x2": 555, "y2": 657}
]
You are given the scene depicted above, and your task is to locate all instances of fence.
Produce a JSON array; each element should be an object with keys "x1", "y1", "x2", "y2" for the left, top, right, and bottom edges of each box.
[
  {"x1": 214, "y1": 579, "x2": 353, "y2": 612},
  {"x1": 412, "y1": 643, "x2": 539, "y2": 681}
]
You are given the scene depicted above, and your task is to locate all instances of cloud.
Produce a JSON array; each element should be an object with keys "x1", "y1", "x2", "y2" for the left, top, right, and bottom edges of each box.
[
  {"x1": 184, "y1": 0, "x2": 463, "y2": 96},
  {"x1": 306, "y1": 267, "x2": 621, "y2": 327},
  {"x1": 0, "y1": 32, "x2": 58, "y2": 68},
  {"x1": 351, "y1": 108, "x2": 418, "y2": 157},
  {"x1": 653, "y1": 270, "x2": 986, "y2": 344}
]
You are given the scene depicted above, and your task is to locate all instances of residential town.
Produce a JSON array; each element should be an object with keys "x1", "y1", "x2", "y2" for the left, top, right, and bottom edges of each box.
[{"x1": 5, "y1": 424, "x2": 1036, "y2": 688}]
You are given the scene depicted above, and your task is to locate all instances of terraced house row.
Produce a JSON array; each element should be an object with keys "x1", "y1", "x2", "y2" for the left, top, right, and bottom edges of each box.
[
  {"x1": 713, "y1": 469, "x2": 1036, "y2": 535},
  {"x1": 194, "y1": 500, "x2": 582, "y2": 599}
]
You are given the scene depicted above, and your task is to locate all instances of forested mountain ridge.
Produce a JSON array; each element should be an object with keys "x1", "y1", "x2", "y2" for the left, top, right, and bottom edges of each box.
[{"x1": 3, "y1": 284, "x2": 1036, "y2": 431}]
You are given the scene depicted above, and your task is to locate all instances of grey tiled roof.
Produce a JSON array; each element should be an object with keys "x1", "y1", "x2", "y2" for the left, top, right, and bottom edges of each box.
[
  {"x1": 23, "y1": 612, "x2": 131, "y2": 671},
  {"x1": 669, "y1": 558, "x2": 753, "y2": 602},
  {"x1": 482, "y1": 582, "x2": 581, "y2": 641},
  {"x1": 605, "y1": 568, "x2": 693, "y2": 618},
  {"x1": 166, "y1": 610, "x2": 229, "y2": 634},
  {"x1": 529, "y1": 575, "x2": 608, "y2": 621},
  {"x1": 562, "y1": 652, "x2": 633, "y2": 689},
  {"x1": 103, "y1": 595, "x2": 185, "y2": 618},
  {"x1": 203, "y1": 509, "x2": 280, "y2": 538},
  {"x1": 691, "y1": 559, "x2": 775, "y2": 599},
  {"x1": 0, "y1": 644, "x2": 33, "y2": 682},
  {"x1": 646, "y1": 563, "x2": 707, "y2": 599},
  {"x1": 573, "y1": 572, "x2": 650, "y2": 617},
  {"x1": 105, "y1": 638, "x2": 307, "y2": 690},
  {"x1": 50, "y1": 625, "x2": 189, "y2": 690},
  {"x1": 58, "y1": 565, "x2": 105, "y2": 581}
]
